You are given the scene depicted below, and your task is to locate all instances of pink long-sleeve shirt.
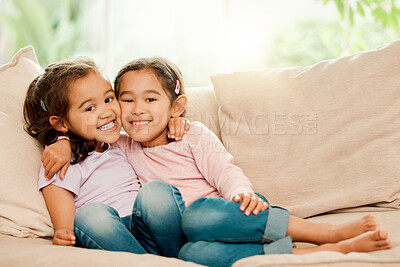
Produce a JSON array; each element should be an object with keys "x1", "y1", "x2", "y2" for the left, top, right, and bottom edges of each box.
[{"x1": 115, "y1": 122, "x2": 254, "y2": 206}]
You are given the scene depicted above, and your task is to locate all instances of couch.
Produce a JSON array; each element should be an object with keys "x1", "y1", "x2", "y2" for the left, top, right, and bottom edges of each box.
[{"x1": 0, "y1": 42, "x2": 399, "y2": 266}]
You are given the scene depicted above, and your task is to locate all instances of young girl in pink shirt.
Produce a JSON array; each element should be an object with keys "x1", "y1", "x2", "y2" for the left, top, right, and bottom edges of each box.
[{"x1": 45, "y1": 57, "x2": 391, "y2": 267}]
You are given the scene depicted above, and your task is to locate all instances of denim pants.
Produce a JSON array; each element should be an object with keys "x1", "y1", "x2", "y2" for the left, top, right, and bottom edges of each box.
[
  {"x1": 178, "y1": 197, "x2": 293, "y2": 267},
  {"x1": 73, "y1": 180, "x2": 187, "y2": 257}
]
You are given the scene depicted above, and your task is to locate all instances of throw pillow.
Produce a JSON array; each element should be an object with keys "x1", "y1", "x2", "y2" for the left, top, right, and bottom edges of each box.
[{"x1": 0, "y1": 46, "x2": 53, "y2": 237}]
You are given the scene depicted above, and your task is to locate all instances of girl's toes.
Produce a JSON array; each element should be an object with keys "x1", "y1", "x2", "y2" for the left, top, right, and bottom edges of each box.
[
  {"x1": 363, "y1": 214, "x2": 375, "y2": 222},
  {"x1": 365, "y1": 215, "x2": 377, "y2": 227},
  {"x1": 375, "y1": 239, "x2": 389, "y2": 248},
  {"x1": 370, "y1": 230, "x2": 384, "y2": 241},
  {"x1": 367, "y1": 221, "x2": 378, "y2": 230},
  {"x1": 378, "y1": 230, "x2": 388, "y2": 240}
]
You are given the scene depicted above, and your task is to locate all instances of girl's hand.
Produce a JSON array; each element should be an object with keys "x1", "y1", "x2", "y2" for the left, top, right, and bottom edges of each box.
[
  {"x1": 232, "y1": 192, "x2": 269, "y2": 216},
  {"x1": 53, "y1": 228, "x2": 76, "y2": 246},
  {"x1": 168, "y1": 117, "x2": 190, "y2": 141},
  {"x1": 41, "y1": 139, "x2": 71, "y2": 180}
]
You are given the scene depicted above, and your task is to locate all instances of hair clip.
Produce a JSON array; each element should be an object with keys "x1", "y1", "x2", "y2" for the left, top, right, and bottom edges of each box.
[
  {"x1": 35, "y1": 74, "x2": 43, "y2": 87},
  {"x1": 40, "y1": 100, "x2": 48, "y2": 112},
  {"x1": 174, "y1": 80, "x2": 180, "y2": 95}
]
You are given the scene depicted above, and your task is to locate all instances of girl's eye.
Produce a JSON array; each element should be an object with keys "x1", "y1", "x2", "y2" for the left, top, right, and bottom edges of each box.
[
  {"x1": 121, "y1": 99, "x2": 133, "y2": 103},
  {"x1": 146, "y1": 98, "x2": 156, "y2": 102},
  {"x1": 105, "y1": 97, "x2": 113, "y2": 103},
  {"x1": 86, "y1": 106, "x2": 95, "y2": 112}
]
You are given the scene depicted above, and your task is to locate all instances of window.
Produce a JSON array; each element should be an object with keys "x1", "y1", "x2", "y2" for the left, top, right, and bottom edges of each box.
[{"x1": 1, "y1": 0, "x2": 399, "y2": 86}]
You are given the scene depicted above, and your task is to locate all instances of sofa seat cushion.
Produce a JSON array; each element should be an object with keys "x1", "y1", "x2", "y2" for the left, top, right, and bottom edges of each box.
[{"x1": 0, "y1": 234, "x2": 202, "y2": 267}]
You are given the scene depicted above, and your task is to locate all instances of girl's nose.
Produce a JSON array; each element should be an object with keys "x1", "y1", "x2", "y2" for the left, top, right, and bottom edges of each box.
[
  {"x1": 132, "y1": 103, "x2": 145, "y2": 115},
  {"x1": 100, "y1": 107, "x2": 113, "y2": 119}
]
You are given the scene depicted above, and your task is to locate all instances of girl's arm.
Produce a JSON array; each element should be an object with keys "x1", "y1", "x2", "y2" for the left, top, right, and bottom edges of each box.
[{"x1": 42, "y1": 184, "x2": 76, "y2": 246}]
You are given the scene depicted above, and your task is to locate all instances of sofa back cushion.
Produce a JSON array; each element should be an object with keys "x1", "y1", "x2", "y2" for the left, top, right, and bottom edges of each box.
[
  {"x1": 212, "y1": 40, "x2": 400, "y2": 218},
  {"x1": 185, "y1": 86, "x2": 221, "y2": 139},
  {"x1": 0, "y1": 46, "x2": 53, "y2": 237}
]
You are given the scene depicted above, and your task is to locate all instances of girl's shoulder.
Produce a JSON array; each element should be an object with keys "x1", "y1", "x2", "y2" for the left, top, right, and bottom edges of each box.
[{"x1": 111, "y1": 133, "x2": 139, "y2": 151}]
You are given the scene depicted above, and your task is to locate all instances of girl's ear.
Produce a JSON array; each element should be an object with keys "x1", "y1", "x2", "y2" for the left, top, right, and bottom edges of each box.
[
  {"x1": 171, "y1": 95, "x2": 187, "y2": 118},
  {"x1": 49, "y1": 116, "x2": 68, "y2": 133}
]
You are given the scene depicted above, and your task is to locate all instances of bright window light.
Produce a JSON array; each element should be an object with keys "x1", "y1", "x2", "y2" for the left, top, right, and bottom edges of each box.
[{"x1": 1, "y1": 0, "x2": 399, "y2": 86}]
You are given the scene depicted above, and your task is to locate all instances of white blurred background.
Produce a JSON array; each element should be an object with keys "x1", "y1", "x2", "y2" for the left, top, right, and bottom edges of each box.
[{"x1": 1, "y1": 0, "x2": 399, "y2": 86}]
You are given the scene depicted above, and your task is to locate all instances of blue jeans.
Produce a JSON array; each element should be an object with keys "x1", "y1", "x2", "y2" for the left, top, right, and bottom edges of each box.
[
  {"x1": 73, "y1": 180, "x2": 187, "y2": 257},
  {"x1": 178, "y1": 197, "x2": 293, "y2": 267}
]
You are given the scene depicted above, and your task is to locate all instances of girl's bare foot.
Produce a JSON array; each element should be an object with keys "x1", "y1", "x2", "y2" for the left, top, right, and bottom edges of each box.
[
  {"x1": 331, "y1": 215, "x2": 379, "y2": 243},
  {"x1": 293, "y1": 230, "x2": 391, "y2": 255},
  {"x1": 336, "y1": 230, "x2": 391, "y2": 253},
  {"x1": 287, "y1": 214, "x2": 380, "y2": 245}
]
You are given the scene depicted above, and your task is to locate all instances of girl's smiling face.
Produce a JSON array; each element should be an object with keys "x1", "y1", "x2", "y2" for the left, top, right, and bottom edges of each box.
[
  {"x1": 118, "y1": 69, "x2": 173, "y2": 148},
  {"x1": 66, "y1": 71, "x2": 121, "y2": 146}
]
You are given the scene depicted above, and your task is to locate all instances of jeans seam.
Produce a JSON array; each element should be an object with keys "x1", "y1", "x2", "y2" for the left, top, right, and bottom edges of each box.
[
  {"x1": 130, "y1": 216, "x2": 134, "y2": 233},
  {"x1": 132, "y1": 200, "x2": 158, "y2": 253},
  {"x1": 170, "y1": 184, "x2": 184, "y2": 216},
  {"x1": 130, "y1": 209, "x2": 138, "y2": 233}
]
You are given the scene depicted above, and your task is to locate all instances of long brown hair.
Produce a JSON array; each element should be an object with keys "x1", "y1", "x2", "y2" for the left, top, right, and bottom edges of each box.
[
  {"x1": 114, "y1": 57, "x2": 185, "y2": 108},
  {"x1": 23, "y1": 57, "x2": 100, "y2": 164}
]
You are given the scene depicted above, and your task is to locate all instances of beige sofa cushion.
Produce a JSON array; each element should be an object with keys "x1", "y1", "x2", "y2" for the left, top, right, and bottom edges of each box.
[
  {"x1": 185, "y1": 86, "x2": 221, "y2": 139},
  {"x1": 212, "y1": 40, "x2": 400, "y2": 218},
  {"x1": 0, "y1": 46, "x2": 53, "y2": 237},
  {"x1": 0, "y1": 234, "x2": 202, "y2": 267}
]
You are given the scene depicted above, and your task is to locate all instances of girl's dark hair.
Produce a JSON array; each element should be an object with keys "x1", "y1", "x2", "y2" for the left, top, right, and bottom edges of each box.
[
  {"x1": 114, "y1": 57, "x2": 185, "y2": 109},
  {"x1": 23, "y1": 57, "x2": 100, "y2": 164}
]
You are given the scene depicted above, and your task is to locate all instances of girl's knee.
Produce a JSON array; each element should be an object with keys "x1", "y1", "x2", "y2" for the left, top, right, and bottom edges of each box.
[
  {"x1": 178, "y1": 242, "x2": 203, "y2": 261},
  {"x1": 139, "y1": 180, "x2": 176, "y2": 197},
  {"x1": 182, "y1": 198, "x2": 235, "y2": 240},
  {"x1": 137, "y1": 181, "x2": 167, "y2": 203},
  {"x1": 135, "y1": 181, "x2": 183, "y2": 215},
  {"x1": 74, "y1": 202, "x2": 119, "y2": 230},
  {"x1": 183, "y1": 198, "x2": 237, "y2": 224},
  {"x1": 76, "y1": 202, "x2": 115, "y2": 217},
  {"x1": 74, "y1": 203, "x2": 131, "y2": 248}
]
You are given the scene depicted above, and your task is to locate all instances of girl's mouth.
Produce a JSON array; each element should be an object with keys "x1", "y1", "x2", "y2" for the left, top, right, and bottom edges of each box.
[
  {"x1": 98, "y1": 120, "x2": 117, "y2": 132},
  {"x1": 130, "y1": 120, "x2": 150, "y2": 128}
]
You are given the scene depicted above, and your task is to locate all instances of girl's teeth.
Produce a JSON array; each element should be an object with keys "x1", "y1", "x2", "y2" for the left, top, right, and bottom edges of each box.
[
  {"x1": 132, "y1": 121, "x2": 149, "y2": 125},
  {"x1": 99, "y1": 121, "x2": 115, "y2": 131}
]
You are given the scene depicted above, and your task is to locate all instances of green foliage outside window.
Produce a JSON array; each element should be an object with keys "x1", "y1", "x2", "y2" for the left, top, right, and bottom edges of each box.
[
  {"x1": 321, "y1": 0, "x2": 400, "y2": 30},
  {"x1": 0, "y1": 0, "x2": 83, "y2": 67},
  {"x1": 268, "y1": 0, "x2": 400, "y2": 67}
]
